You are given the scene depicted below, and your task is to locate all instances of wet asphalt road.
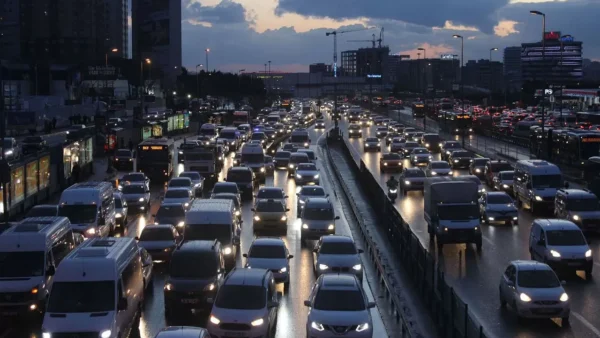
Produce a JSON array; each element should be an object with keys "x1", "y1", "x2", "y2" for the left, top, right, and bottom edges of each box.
[{"x1": 338, "y1": 115, "x2": 600, "y2": 338}]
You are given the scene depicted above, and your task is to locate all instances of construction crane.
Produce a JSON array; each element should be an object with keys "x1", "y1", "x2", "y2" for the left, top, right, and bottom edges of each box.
[
  {"x1": 347, "y1": 34, "x2": 377, "y2": 48},
  {"x1": 378, "y1": 27, "x2": 384, "y2": 48},
  {"x1": 326, "y1": 26, "x2": 376, "y2": 77}
]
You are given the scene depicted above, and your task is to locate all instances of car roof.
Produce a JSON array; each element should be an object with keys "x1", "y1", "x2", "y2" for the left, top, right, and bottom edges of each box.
[
  {"x1": 159, "y1": 202, "x2": 185, "y2": 208},
  {"x1": 305, "y1": 197, "x2": 333, "y2": 207},
  {"x1": 142, "y1": 224, "x2": 175, "y2": 231},
  {"x1": 511, "y1": 260, "x2": 554, "y2": 272},
  {"x1": 259, "y1": 187, "x2": 284, "y2": 192},
  {"x1": 225, "y1": 268, "x2": 270, "y2": 286},
  {"x1": 486, "y1": 191, "x2": 511, "y2": 198},
  {"x1": 229, "y1": 166, "x2": 252, "y2": 172},
  {"x1": 321, "y1": 235, "x2": 354, "y2": 244},
  {"x1": 124, "y1": 182, "x2": 146, "y2": 187},
  {"x1": 171, "y1": 177, "x2": 192, "y2": 181},
  {"x1": 318, "y1": 274, "x2": 360, "y2": 290},
  {"x1": 214, "y1": 182, "x2": 237, "y2": 186},
  {"x1": 251, "y1": 237, "x2": 286, "y2": 246},
  {"x1": 557, "y1": 189, "x2": 597, "y2": 198},
  {"x1": 534, "y1": 219, "x2": 582, "y2": 231},
  {"x1": 177, "y1": 240, "x2": 219, "y2": 252},
  {"x1": 166, "y1": 187, "x2": 190, "y2": 192}
]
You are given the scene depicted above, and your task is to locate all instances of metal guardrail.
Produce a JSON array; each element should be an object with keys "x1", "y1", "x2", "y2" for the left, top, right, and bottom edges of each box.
[
  {"x1": 324, "y1": 130, "x2": 415, "y2": 338},
  {"x1": 329, "y1": 129, "x2": 488, "y2": 338}
]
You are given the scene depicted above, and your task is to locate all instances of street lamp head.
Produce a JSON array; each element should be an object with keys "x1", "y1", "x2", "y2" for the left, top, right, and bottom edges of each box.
[
  {"x1": 530, "y1": 10, "x2": 544, "y2": 16},
  {"x1": 145, "y1": 58, "x2": 151, "y2": 64},
  {"x1": 187, "y1": 94, "x2": 191, "y2": 99},
  {"x1": 491, "y1": 48, "x2": 498, "y2": 51},
  {"x1": 205, "y1": 48, "x2": 210, "y2": 52},
  {"x1": 111, "y1": 48, "x2": 118, "y2": 52},
  {"x1": 453, "y1": 34, "x2": 463, "y2": 39},
  {"x1": 172, "y1": 91, "x2": 177, "y2": 95},
  {"x1": 417, "y1": 47, "x2": 425, "y2": 51}
]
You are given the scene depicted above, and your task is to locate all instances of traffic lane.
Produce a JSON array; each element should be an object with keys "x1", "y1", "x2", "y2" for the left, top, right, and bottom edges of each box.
[{"x1": 340, "y1": 120, "x2": 600, "y2": 337}]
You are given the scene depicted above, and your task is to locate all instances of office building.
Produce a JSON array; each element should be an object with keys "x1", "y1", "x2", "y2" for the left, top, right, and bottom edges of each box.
[
  {"x1": 395, "y1": 58, "x2": 459, "y2": 93},
  {"x1": 503, "y1": 46, "x2": 522, "y2": 92},
  {"x1": 463, "y1": 59, "x2": 504, "y2": 92},
  {"x1": 521, "y1": 32, "x2": 583, "y2": 85},
  {"x1": 341, "y1": 50, "x2": 358, "y2": 76},
  {"x1": 0, "y1": 0, "x2": 20, "y2": 61},
  {"x1": 105, "y1": 0, "x2": 129, "y2": 59},
  {"x1": 132, "y1": 0, "x2": 182, "y2": 85},
  {"x1": 341, "y1": 47, "x2": 390, "y2": 79},
  {"x1": 309, "y1": 63, "x2": 332, "y2": 75}
]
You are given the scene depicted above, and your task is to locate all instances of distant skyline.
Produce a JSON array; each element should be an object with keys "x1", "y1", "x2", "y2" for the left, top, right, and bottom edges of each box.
[{"x1": 173, "y1": 0, "x2": 599, "y2": 73}]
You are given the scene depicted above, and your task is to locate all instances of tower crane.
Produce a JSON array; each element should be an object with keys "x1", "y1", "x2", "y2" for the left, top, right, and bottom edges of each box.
[
  {"x1": 326, "y1": 26, "x2": 376, "y2": 77},
  {"x1": 378, "y1": 27, "x2": 384, "y2": 48},
  {"x1": 347, "y1": 34, "x2": 377, "y2": 48}
]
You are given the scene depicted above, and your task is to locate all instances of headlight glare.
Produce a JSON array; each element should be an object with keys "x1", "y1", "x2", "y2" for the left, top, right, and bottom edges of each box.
[
  {"x1": 100, "y1": 330, "x2": 112, "y2": 338},
  {"x1": 520, "y1": 293, "x2": 532, "y2": 302},
  {"x1": 560, "y1": 293, "x2": 569, "y2": 302},
  {"x1": 550, "y1": 250, "x2": 561, "y2": 258},
  {"x1": 251, "y1": 318, "x2": 264, "y2": 326},
  {"x1": 352, "y1": 264, "x2": 362, "y2": 271},
  {"x1": 223, "y1": 246, "x2": 233, "y2": 255},
  {"x1": 311, "y1": 322, "x2": 325, "y2": 331},
  {"x1": 356, "y1": 323, "x2": 370, "y2": 332},
  {"x1": 319, "y1": 264, "x2": 329, "y2": 270}
]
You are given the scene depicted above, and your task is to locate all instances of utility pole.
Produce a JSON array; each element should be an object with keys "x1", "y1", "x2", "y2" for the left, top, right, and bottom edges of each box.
[
  {"x1": 268, "y1": 61, "x2": 271, "y2": 94},
  {"x1": 530, "y1": 10, "x2": 546, "y2": 135},
  {"x1": 453, "y1": 34, "x2": 465, "y2": 147},
  {"x1": 418, "y1": 47, "x2": 427, "y2": 129},
  {"x1": 489, "y1": 48, "x2": 498, "y2": 106},
  {"x1": 196, "y1": 64, "x2": 203, "y2": 98},
  {"x1": 559, "y1": 35, "x2": 572, "y2": 126}
]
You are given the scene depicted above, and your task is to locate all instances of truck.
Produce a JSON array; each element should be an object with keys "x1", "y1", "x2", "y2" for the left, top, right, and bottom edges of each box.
[
  {"x1": 424, "y1": 177, "x2": 482, "y2": 250},
  {"x1": 232, "y1": 111, "x2": 250, "y2": 126},
  {"x1": 183, "y1": 146, "x2": 219, "y2": 185}
]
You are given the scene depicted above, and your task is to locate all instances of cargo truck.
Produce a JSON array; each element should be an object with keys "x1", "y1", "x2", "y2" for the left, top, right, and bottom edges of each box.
[{"x1": 424, "y1": 177, "x2": 482, "y2": 250}]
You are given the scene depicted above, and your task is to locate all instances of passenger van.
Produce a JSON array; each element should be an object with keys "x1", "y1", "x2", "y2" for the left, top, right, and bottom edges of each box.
[
  {"x1": 42, "y1": 237, "x2": 144, "y2": 338},
  {"x1": 289, "y1": 130, "x2": 311, "y2": 149},
  {"x1": 0, "y1": 217, "x2": 76, "y2": 319},
  {"x1": 58, "y1": 181, "x2": 116, "y2": 238},
  {"x1": 199, "y1": 123, "x2": 218, "y2": 140},
  {"x1": 514, "y1": 160, "x2": 563, "y2": 213},
  {"x1": 184, "y1": 199, "x2": 241, "y2": 269}
]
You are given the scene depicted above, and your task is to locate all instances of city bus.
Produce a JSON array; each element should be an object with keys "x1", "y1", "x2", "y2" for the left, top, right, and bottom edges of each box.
[
  {"x1": 534, "y1": 129, "x2": 600, "y2": 167},
  {"x1": 440, "y1": 112, "x2": 473, "y2": 135},
  {"x1": 233, "y1": 111, "x2": 250, "y2": 126},
  {"x1": 137, "y1": 138, "x2": 176, "y2": 182}
]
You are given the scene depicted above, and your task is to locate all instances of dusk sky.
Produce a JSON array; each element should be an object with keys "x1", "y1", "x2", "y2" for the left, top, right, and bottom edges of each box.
[{"x1": 179, "y1": 0, "x2": 600, "y2": 73}]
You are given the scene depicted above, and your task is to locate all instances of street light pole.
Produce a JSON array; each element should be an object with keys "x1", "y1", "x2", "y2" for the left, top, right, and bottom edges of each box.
[
  {"x1": 205, "y1": 48, "x2": 210, "y2": 73},
  {"x1": 559, "y1": 34, "x2": 572, "y2": 126},
  {"x1": 530, "y1": 10, "x2": 546, "y2": 135},
  {"x1": 453, "y1": 34, "x2": 465, "y2": 147},
  {"x1": 195, "y1": 64, "x2": 203, "y2": 98},
  {"x1": 489, "y1": 48, "x2": 498, "y2": 106},
  {"x1": 268, "y1": 61, "x2": 271, "y2": 93}
]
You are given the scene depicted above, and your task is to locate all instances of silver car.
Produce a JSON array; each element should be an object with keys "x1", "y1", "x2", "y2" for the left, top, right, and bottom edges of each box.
[
  {"x1": 400, "y1": 168, "x2": 426, "y2": 194},
  {"x1": 409, "y1": 147, "x2": 432, "y2": 166},
  {"x1": 313, "y1": 235, "x2": 364, "y2": 281},
  {"x1": 255, "y1": 187, "x2": 287, "y2": 205},
  {"x1": 300, "y1": 198, "x2": 339, "y2": 244},
  {"x1": 390, "y1": 137, "x2": 406, "y2": 153},
  {"x1": 178, "y1": 171, "x2": 205, "y2": 197},
  {"x1": 499, "y1": 260, "x2": 570, "y2": 324},
  {"x1": 163, "y1": 188, "x2": 194, "y2": 209},
  {"x1": 244, "y1": 237, "x2": 293, "y2": 288},
  {"x1": 479, "y1": 192, "x2": 518, "y2": 225},
  {"x1": 295, "y1": 163, "x2": 320, "y2": 185},
  {"x1": 114, "y1": 192, "x2": 128, "y2": 227},
  {"x1": 304, "y1": 274, "x2": 375, "y2": 338},
  {"x1": 425, "y1": 161, "x2": 453, "y2": 177},
  {"x1": 493, "y1": 170, "x2": 515, "y2": 193},
  {"x1": 375, "y1": 126, "x2": 388, "y2": 138},
  {"x1": 363, "y1": 137, "x2": 381, "y2": 152},
  {"x1": 121, "y1": 183, "x2": 151, "y2": 212},
  {"x1": 296, "y1": 185, "x2": 328, "y2": 217},
  {"x1": 252, "y1": 199, "x2": 290, "y2": 233}
]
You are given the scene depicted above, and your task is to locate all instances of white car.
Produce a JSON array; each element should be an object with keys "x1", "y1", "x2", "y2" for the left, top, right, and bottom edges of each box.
[
  {"x1": 409, "y1": 147, "x2": 432, "y2": 166},
  {"x1": 313, "y1": 235, "x2": 364, "y2": 281},
  {"x1": 244, "y1": 237, "x2": 293, "y2": 289},
  {"x1": 390, "y1": 138, "x2": 406, "y2": 153},
  {"x1": 163, "y1": 188, "x2": 194, "y2": 209},
  {"x1": 363, "y1": 138, "x2": 381, "y2": 152},
  {"x1": 425, "y1": 161, "x2": 453, "y2": 177}
]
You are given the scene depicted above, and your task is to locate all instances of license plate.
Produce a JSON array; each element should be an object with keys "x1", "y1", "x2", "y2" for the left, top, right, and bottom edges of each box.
[
  {"x1": 223, "y1": 333, "x2": 245, "y2": 337},
  {"x1": 181, "y1": 298, "x2": 199, "y2": 304}
]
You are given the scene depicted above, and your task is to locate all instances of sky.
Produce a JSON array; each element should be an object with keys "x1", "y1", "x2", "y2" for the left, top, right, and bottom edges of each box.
[{"x1": 177, "y1": 0, "x2": 600, "y2": 73}]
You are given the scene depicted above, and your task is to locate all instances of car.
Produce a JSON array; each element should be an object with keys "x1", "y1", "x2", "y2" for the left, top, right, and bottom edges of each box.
[
  {"x1": 255, "y1": 187, "x2": 287, "y2": 205},
  {"x1": 379, "y1": 153, "x2": 403, "y2": 173},
  {"x1": 300, "y1": 198, "x2": 339, "y2": 244},
  {"x1": 554, "y1": 189, "x2": 600, "y2": 231},
  {"x1": 211, "y1": 192, "x2": 242, "y2": 221},
  {"x1": 113, "y1": 192, "x2": 128, "y2": 227},
  {"x1": 21, "y1": 135, "x2": 47, "y2": 154},
  {"x1": 484, "y1": 160, "x2": 514, "y2": 187},
  {"x1": 139, "y1": 247, "x2": 154, "y2": 291},
  {"x1": 119, "y1": 172, "x2": 150, "y2": 190},
  {"x1": 121, "y1": 182, "x2": 151, "y2": 212},
  {"x1": 400, "y1": 167, "x2": 426, "y2": 195},
  {"x1": 251, "y1": 132, "x2": 269, "y2": 148},
  {"x1": 163, "y1": 188, "x2": 194, "y2": 209},
  {"x1": 448, "y1": 150, "x2": 474, "y2": 169},
  {"x1": 385, "y1": 132, "x2": 400, "y2": 146},
  {"x1": 178, "y1": 171, "x2": 205, "y2": 197},
  {"x1": 25, "y1": 204, "x2": 59, "y2": 218},
  {"x1": 264, "y1": 127, "x2": 276, "y2": 140},
  {"x1": 479, "y1": 192, "x2": 518, "y2": 225},
  {"x1": 168, "y1": 177, "x2": 195, "y2": 196},
  {"x1": 252, "y1": 199, "x2": 290, "y2": 233},
  {"x1": 207, "y1": 268, "x2": 280, "y2": 338},
  {"x1": 360, "y1": 117, "x2": 371, "y2": 127},
  {"x1": 389, "y1": 137, "x2": 406, "y2": 153},
  {"x1": 499, "y1": 261, "x2": 570, "y2": 324},
  {"x1": 264, "y1": 155, "x2": 275, "y2": 174},
  {"x1": 304, "y1": 274, "x2": 375, "y2": 338},
  {"x1": 226, "y1": 166, "x2": 257, "y2": 200},
  {"x1": 273, "y1": 151, "x2": 292, "y2": 169},
  {"x1": 470, "y1": 158, "x2": 490, "y2": 178},
  {"x1": 421, "y1": 133, "x2": 442, "y2": 152},
  {"x1": 409, "y1": 148, "x2": 432, "y2": 166},
  {"x1": 153, "y1": 326, "x2": 210, "y2": 338},
  {"x1": 425, "y1": 161, "x2": 453, "y2": 177},
  {"x1": 401, "y1": 141, "x2": 419, "y2": 158},
  {"x1": 288, "y1": 152, "x2": 310, "y2": 177},
  {"x1": 412, "y1": 132, "x2": 424, "y2": 143},
  {"x1": 211, "y1": 182, "x2": 241, "y2": 200},
  {"x1": 296, "y1": 185, "x2": 328, "y2": 217},
  {"x1": 244, "y1": 237, "x2": 293, "y2": 288},
  {"x1": 363, "y1": 137, "x2": 381, "y2": 152},
  {"x1": 232, "y1": 152, "x2": 241, "y2": 166},
  {"x1": 295, "y1": 163, "x2": 320, "y2": 185},
  {"x1": 113, "y1": 149, "x2": 135, "y2": 170},
  {"x1": 312, "y1": 235, "x2": 364, "y2": 281},
  {"x1": 316, "y1": 119, "x2": 326, "y2": 128},
  {"x1": 281, "y1": 143, "x2": 299, "y2": 153},
  {"x1": 403, "y1": 127, "x2": 417, "y2": 137},
  {"x1": 348, "y1": 124, "x2": 362, "y2": 138},
  {"x1": 493, "y1": 170, "x2": 515, "y2": 194},
  {"x1": 441, "y1": 141, "x2": 462, "y2": 161},
  {"x1": 375, "y1": 126, "x2": 388, "y2": 138},
  {"x1": 136, "y1": 224, "x2": 181, "y2": 262},
  {"x1": 164, "y1": 240, "x2": 226, "y2": 320},
  {"x1": 153, "y1": 203, "x2": 187, "y2": 232}
]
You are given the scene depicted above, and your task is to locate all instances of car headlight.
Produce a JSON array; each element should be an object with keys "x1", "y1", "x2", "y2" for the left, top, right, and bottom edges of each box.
[
  {"x1": 328, "y1": 224, "x2": 335, "y2": 230},
  {"x1": 42, "y1": 333, "x2": 51, "y2": 338},
  {"x1": 5, "y1": 150, "x2": 13, "y2": 156},
  {"x1": 513, "y1": 217, "x2": 518, "y2": 221},
  {"x1": 488, "y1": 217, "x2": 495, "y2": 221},
  {"x1": 296, "y1": 174, "x2": 302, "y2": 179},
  {"x1": 572, "y1": 215, "x2": 580, "y2": 221},
  {"x1": 475, "y1": 169, "x2": 481, "y2": 173},
  {"x1": 86, "y1": 228, "x2": 96, "y2": 235},
  {"x1": 299, "y1": 199, "x2": 306, "y2": 204},
  {"x1": 177, "y1": 221, "x2": 184, "y2": 228},
  {"x1": 439, "y1": 143, "x2": 443, "y2": 147},
  {"x1": 139, "y1": 197, "x2": 145, "y2": 202},
  {"x1": 254, "y1": 215, "x2": 261, "y2": 221},
  {"x1": 281, "y1": 215, "x2": 287, "y2": 221},
  {"x1": 101, "y1": 332, "x2": 113, "y2": 338},
  {"x1": 405, "y1": 180, "x2": 410, "y2": 185},
  {"x1": 519, "y1": 293, "x2": 532, "y2": 302},
  {"x1": 586, "y1": 249, "x2": 592, "y2": 258},
  {"x1": 223, "y1": 246, "x2": 233, "y2": 255},
  {"x1": 319, "y1": 264, "x2": 329, "y2": 270},
  {"x1": 311, "y1": 321, "x2": 325, "y2": 332},
  {"x1": 184, "y1": 202, "x2": 189, "y2": 207},
  {"x1": 535, "y1": 196, "x2": 543, "y2": 202},
  {"x1": 260, "y1": 167, "x2": 265, "y2": 173},
  {"x1": 425, "y1": 143, "x2": 430, "y2": 147},
  {"x1": 356, "y1": 323, "x2": 370, "y2": 332},
  {"x1": 302, "y1": 223, "x2": 308, "y2": 229},
  {"x1": 377, "y1": 143, "x2": 381, "y2": 146},
  {"x1": 251, "y1": 318, "x2": 264, "y2": 327},
  {"x1": 448, "y1": 171, "x2": 454, "y2": 175},
  {"x1": 431, "y1": 171, "x2": 437, "y2": 176},
  {"x1": 164, "y1": 283, "x2": 173, "y2": 291},
  {"x1": 279, "y1": 267, "x2": 287, "y2": 273},
  {"x1": 235, "y1": 210, "x2": 240, "y2": 216},
  {"x1": 314, "y1": 174, "x2": 319, "y2": 179},
  {"x1": 352, "y1": 264, "x2": 362, "y2": 271},
  {"x1": 210, "y1": 315, "x2": 221, "y2": 325},
  {"x1": 550, "y1": 250, "x2": 561, "y2": 258},
  {"x1": 115, "y1": 213, "x2": 122, "y2": 218},
  {"x1": 289, "y1": 164, "x2": 294, "y2": 168},
  {"x1": 559, "y1": 292, "x2": 569, "y2": 302},
  {"x1": 503, "y1": 184, "x2": 509, "y2": 189},
  {"x1": 178, "y1": 151, "x2": 183, "y2": 155}
]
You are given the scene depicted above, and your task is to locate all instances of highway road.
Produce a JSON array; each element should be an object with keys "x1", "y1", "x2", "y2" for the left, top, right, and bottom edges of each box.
[
  {"x1": 3, "y1": 122, "x2": 389, "y2": 338},
  {"x1": 338, "y1": 115, "x2": 600, "y2": 338}
]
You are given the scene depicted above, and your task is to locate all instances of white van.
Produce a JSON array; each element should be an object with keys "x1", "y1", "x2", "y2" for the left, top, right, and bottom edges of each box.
[
  {"x1": 241, "y1": 143, "x2": 266, "y2": 182},
  {"x1": 42, "y1": 237, "x2": 144, "y2": 338},
  {"x1": 289, "y1": 130, "x2": 311, "y2": 148},
  {"x1": 514, "y1": 160, "x2": 563, "y2": 213},
  {"x1": 199, "y1": 123, "x2": 218, "y2": 140},
  {"x1": 0, "y1": 217, "x2": 75, "y2": 319},
  {"x1": 58, "y1": 181, "x2": 116, "y2": 238},
  {"x1": 184, "y1": 199, "x2": 241, "y2": 269}
]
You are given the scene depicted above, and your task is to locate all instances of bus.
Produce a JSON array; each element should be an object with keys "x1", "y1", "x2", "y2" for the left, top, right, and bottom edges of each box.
[
  {"x1": 137, "y1": 138, "x2": 176, "y2": 181},
  {"x1": 440, "y1": 112, "x2": 473, "y2": 135},
  {"x1": 412, "y1": 102, "x2": 425, "y2": 117},
  {"x1": 532, "y1": 128, "x2": 600, "y2": 167}
]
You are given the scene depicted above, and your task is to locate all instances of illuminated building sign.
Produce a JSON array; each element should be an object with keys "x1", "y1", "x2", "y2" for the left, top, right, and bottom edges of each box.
[
  {"x1": 142, "y1": 146, "x2": 166, "y2": 150},
  {"x1": 367, "y1": 74, "x2": 382, "y2": 78},
  {"x1": 561, "y1": 35, "x2": 574, "y2": 42},
  {"x1": 582, "y1": 137, "x2": 600, "y2": 143},
  {"x1": 441, "y1": 54, "x2": 455, "y2": 60},
  {"x1": 544, "y1": 31, "x2": 561, "y2": 41}
]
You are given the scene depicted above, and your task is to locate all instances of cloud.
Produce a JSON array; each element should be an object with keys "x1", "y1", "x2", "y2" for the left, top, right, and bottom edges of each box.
[
  {"x1": 433, "y1": 21, "x2": 479, "y2": 32},
  {"x1": 184, "y1": 0, "x2": 247, "y2": 25},
  {"x1": 493, "y1": 20, "x2": 520, "y2": 37},
  {"x1": 398, "y1": 43, "x2": 456, "y2": 59}
]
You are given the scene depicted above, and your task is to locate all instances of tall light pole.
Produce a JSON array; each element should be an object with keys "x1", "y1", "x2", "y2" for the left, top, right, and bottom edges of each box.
[
  {"x1": 530, "y1": 10, "x2": 546, "y2": 135},
  {"x1": 489, "y1": 48, "x2": 498, "y2": 105},
  {"x1": 140, "y1": 58, "x2": 151, "y2": 96},
  {"x1": 238, "y1": 69, "x2": 246, "y2": 92},
  {"x1": 418, "y1": 47, "x2": 427, "y2": 97},
  {"x1": 268, "y1": 61, "x2": 271, "y2": 93},
  {"x1": 195, "y1": 64, "x2": 203, "y2": 97},
  {"x1": 559, "y1": 34, "x2": 572, "y2": 125},
  {"x1": 106, "y1": 48, "x2": 118, "y2": 67},
  {"x1": 453, "y1": 34, "x2": 465, "y2": 146},
  {"x1": 205, "y1": 48, "x2": 210, "y2": 73}
]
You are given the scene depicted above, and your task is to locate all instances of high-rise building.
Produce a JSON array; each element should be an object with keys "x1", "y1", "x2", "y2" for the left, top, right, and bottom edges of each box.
[
  {"x1": 132, "y1": 0, "x2": 182, "y2": 86},
  {"x1": 396, "y1": 58, "x2": 459, "y2": 93},
  {"x1": 105, "y1": 0, "x2": 129, "y2": 59},
  {"x1": 341, "y1": 47, "x2": 390, "y2": 82},
  {"x1": 309, "y1": 63, "x2": 332, "y2": 74},
  {"x1": 503, "y1": 46, "x2": 522, "y2": 92},
  {"x1": 521, "y1": 32, "x2": 583, "y2": 85},
  {"x1": 341, "y1": 50, "x2": 358, "y2": 76},
  {"x1": 0, "y1": 0, "x2": 21, "y2": 61},
  {"x1": 463, "y1": 59, "x2": 504, "y2": 91}
]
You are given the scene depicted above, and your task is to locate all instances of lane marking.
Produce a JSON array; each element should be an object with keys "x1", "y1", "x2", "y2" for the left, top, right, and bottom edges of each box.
[
  {"x1": 572, "y1": 312, "x2": 600, "y2": 337},
  {"x1": 481, "y1": 234, "x2": 494, "y2": 247}
]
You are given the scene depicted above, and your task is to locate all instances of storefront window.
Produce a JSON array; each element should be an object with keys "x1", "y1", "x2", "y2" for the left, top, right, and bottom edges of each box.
[
  {"x1": 26, "y1": 161, "x2": 38, "y2": 197},
  {"x1": 142, "y1": 126, "x2": 152, "y2": 140},
  {"x1": 63, "y1": 144, "x2": 80, "y2": 178},
  {"x1": 79, "y1": 137, "x2": 93, "y2": 165},
  {"x1": 168, "y1": 116, "x2": 174, "y2": 132},
  {"x1": 39, "y1": 156, "x2": 50, "y2": 189},
  {"x1": 11, "y1": 166, "x2": 24, "y2": 204}
]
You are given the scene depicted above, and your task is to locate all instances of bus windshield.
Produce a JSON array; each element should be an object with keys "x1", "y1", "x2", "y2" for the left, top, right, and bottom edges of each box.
[{"x1": 138, "y1": 148, "x2": 169, "y2": 161}]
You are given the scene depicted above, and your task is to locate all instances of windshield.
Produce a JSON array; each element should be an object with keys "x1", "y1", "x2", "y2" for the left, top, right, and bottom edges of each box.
[
  {"x1": 275, "y1": 152, "x2": 290, "y2": 159},
  {"x1": 227, "y1": 171, "x2": 252, "y2": 182},
  {"x1": 185, "y1": 152, "x2": 214, "y2": 161},
  {"x1": 169, "y1": 179, "x2": 191, "y2": 187},
  {"x1": 219, "y1": 131, "x2": 237, "y2": 139},
  {"x1": 290, "y1": 155, "x2": 309, "y2": 163},
  {"x1": 213, "y1": 184, "x2": 238, "y2": 194},
  {"x1": 438, "y1": 204, "x2": 479, "y2": 220},
  {"x1": 257, "y1": 190, "x2": 284, "y2": 199},
  {"x1": 517, "y1": 270, "x2": 561, "y2": 288},
  {"x1": 383, "y1": 154, "x2": 402, "y2": 160},
  {"x1": 431, "y1": 162, "x2": 450, "y2": 169},
  {"x1": 122, "y1": 185, "x2": 145, "y2": 194},
  {"x1": 170, "y1": 252, "x2": 218, "y2": 278},
  {"x1": 473, "y1": 159, "x2": 489, "y2": 166},
  {"x1": 47, "y1": 281, "x2": 115, "y2": 313},
  {"x1": 0, "y1": 251, "x2": 45, "y2": 277},
  {"x1": 491, "y1": 162, "x2": 513, "y2": 172},
  {"x1": 241, "y1": 154, "x2": 265, "y2": 163},
  {"x1": 303, "y1": 207, "x2": 334, "y2": 220},
  {"x1": 349, "y1": 125, "x2": 360, "y2": 130},
  {"x1": 300, "y1": 187, "x2": 325, "y2": 196},
  {"x1": 404, "y1": 142, "x2": 418, "y2": 148},
  {"x1": 423, "y1": 135, "x2": 441, "y2": 142},
  {"x1": 116, "y1": 150, "x2": 131, "y2": 157},
  {"x1": 200, "y1": 128, "x2": 217, "y2": 136},
  {"x1": 581, "y1": 142, "x2": 600, "y2": 159},
  {"x1": 185, "y1": 224, "x2": 231, "y2": 244},
  {"x1": 546, "y1": 230, "x2": 587, "y2": 246},
  {"x1": 500, "y1": 172, "x2": 514, "y2": 180},
  {"x1": 320, "y1": 242, "x2": 356, "y2": 255},
  {"x1": 314, "y1": 290, "x2": 365, "y2": 311},
  {"x1": 290, "y1": 135, "x2": 309, "y2": 143},
  {"x1": 366, "y1": 138, "x2": 378, "y2": 142},
  {"x1": 3, "y1": 140, "x2": 13, "y2": 148},
  {"x1": 297, "y1": 164, "x2": 316, "y2": 171},
  {"x1": 138, "y1": 149, "x2": 168, "y2": 162},
  {"x1": 251, "y1": 133, "x2": 266, "y2": 140},
  {"x1": 215, "y1": 285, "x2": 266, "y2": 310},
  {"x1": 532, "y1": 174, "x2": 562, "y2": 189},
  {"x1": 256, "y1": 202, "x2": 285, "y2": 212},
  {"x1": 452, "y1": 151, "x2": 472, "y2": 158},
  {"x1": 24, "y1": 136, "x2": 43, "y2": 143},
  {"x1": 249, "y1": 245, "x2": 286, "y2": 258},
  {"x1": 404, "y1": 170, "x2": 426, "y2": 178},
  {"x1": 567, "y1": 198, "x2": 599, "y2": 211},
  {"x1": 444, "y1": 142, "x2": 461, "y2": 149},
  {"x1": 59, "y1": 205, "x2": 97, "y2": 224},
  {"x1": 26, "y1": 206, "x2": 57, "y2": 217},
  {"x1": 165, "y1": 190, "x2": 189, "y2": 198},
  {"x1": 122, "y1": 174, "x2": 145, "y2": 182},
  {"x1": 487, "y1": 194, "x2": 513, "y2": 204},
  {"x1": 140, "y1": 228, "x2": 175, "y2": 241},
  {"x1": 180, "y1": 173, "x2": 201, "y2": 181},
  {"x1": 412, "y1": 149, "x2": 428, "y2": 154},
  {"x1": 156, "y1": 205, "x2": 185, "y2": 218}
]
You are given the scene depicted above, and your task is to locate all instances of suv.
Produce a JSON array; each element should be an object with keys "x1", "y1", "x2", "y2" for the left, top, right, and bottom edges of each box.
[
  {"x1": 554, "y1": 189, "x2": 600, "y2": 232},
  {"x1": 252, "y1": 199, "x2": 290, "y2": 233},
  {"x1": 244, "y1": 237, "x2": 293, "y2": 289},
  {"x1": 300, "y1": 198, "x2": 339, "y2": 245},
  {"x1": 304, "y1": 274, "x2": 375, "y2": 338},
  {"x1": 164, "y1": 240, "x2": 225, "y2": 320},
  {"x1": 208, "y1": 268, "x2": 281, "y2": 338},
  {"x1": 226, "y1": 166, "x2": 256, "y2": 200},
  {"x1": 113, "y1": 149, "x2": 134, "y2": 170},
  {"x1": 313, "y1": 235, "x2": 364, "y2": 281}
]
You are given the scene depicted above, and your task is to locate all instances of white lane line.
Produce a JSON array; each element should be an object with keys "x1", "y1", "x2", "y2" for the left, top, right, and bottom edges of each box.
[
  {"x1": 572, "y1": 312, "x2": 600, "y2": 337},
  {"x1": 481, "y1": 234, "x2": 494, "y2": 247}
]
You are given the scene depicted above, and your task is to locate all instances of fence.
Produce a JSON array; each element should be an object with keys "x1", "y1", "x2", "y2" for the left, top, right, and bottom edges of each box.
[{"x1": 326, "y1": 129, "x2": 488, "y2": 338}]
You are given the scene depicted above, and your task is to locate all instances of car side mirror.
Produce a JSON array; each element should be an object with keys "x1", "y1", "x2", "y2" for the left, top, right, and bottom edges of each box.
[
  {"x1": 358, "y1": 249, "x2": 364, "y2": 254},
  {"x1": 46, "y1": 265, "x2": 56, "y2": 276},
  {"x1": 151, "y1": 214, "x2": 156, "y2": 218},
  {"x1": 303, "y1": 300, "x2": 311, "y2": 307},
  {"x1": 242, "y1": 253, "x2": 248, "y2": 258},
  {"x1": 117, "y1": 297, "x2": 128, "y2": 311},
  {"x1": 288, "y1": 254, "x2": 294, "y2": 259},
  {"x1": 335, "y1": 216, "x2": 340, "y2": 220},
  {"x1": 367, "y1": 301, "x2": 376, "y2": 309}
]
